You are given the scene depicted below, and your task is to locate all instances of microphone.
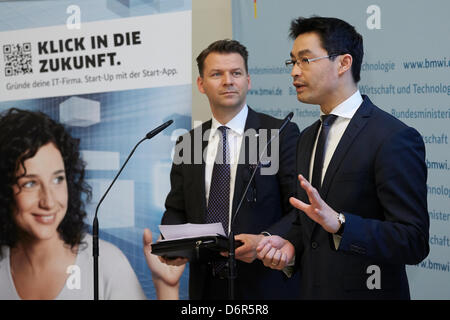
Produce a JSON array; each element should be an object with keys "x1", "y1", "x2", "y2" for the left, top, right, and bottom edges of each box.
[
  {"x1": 230, "y1": 111, "x2": 294, "y2": 229},
  {"x1": 278, "y1": 112, "x2": 294, "y2": 133},
  {"x1": 92, "y1": 120, "x2": 173, "y2": 300},
  {"x1": 227, "y1": 111, "x2": 294, "y2": 300},
  {"x1": 146, "y1": 119, "x2": 173, "y2": 139}
]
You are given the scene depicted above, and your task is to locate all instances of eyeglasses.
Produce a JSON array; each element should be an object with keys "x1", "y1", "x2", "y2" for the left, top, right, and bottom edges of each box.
[{"x1": 285, "y1": 54, "x2": 341, "y2": 69}]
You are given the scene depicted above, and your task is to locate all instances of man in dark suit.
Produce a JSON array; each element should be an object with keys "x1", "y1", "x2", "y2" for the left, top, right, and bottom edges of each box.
[
  {"x1": 160, "y1": 39, "x2": 301, "y2": 299},
  {"x1": 257, "y1": 17, "x2": 429, "y2": 299}
]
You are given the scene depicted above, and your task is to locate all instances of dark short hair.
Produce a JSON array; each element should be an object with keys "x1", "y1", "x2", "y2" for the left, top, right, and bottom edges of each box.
[
  {"x1": 0, "y1": 108, "x2": 91, "y2": 256},
  {"x1": 196, "y1": 39, "x2": 249, "y2": 77},
  {"x1": 289, "y1": 16, "x2": 363, "y2": 83}
]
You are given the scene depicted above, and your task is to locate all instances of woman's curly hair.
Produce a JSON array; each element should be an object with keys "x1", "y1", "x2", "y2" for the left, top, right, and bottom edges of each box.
[{"x1": 0, "y1": 108, "x2": 91, "y2": 256}]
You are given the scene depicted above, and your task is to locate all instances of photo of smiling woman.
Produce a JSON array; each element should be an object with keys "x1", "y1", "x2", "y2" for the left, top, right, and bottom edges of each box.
[{"x1": 0, "y1": 108, "x2": 147, "y2": 300}]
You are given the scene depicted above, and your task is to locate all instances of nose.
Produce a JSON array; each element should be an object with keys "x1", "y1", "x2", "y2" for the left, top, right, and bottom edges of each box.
[
  {"x1": 222, "y1": 72, "x2": 233, "y2": 85},
  {"x1": 39, "y1": 185, "x2": 56, "y2": 209},
  {"x1": 291, "y1": 63, "x2": 302, "y2": 78}
]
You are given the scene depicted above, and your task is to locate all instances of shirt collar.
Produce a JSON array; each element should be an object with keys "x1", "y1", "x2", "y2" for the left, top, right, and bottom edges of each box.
[
  {"x1": 321, "y1": 90, "x2": 363, "y2": 119},
  {"x1": 211, "y1": 105, "x2": 248, "y2": 136}
]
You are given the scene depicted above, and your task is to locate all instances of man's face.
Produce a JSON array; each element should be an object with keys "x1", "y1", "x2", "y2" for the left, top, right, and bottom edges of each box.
[
  {"x1": 197, "y1": 52, "x2": 251, "y2": 114},
  {"x1": 290, "y1": 32, "x2": 340, "y2": 107}
]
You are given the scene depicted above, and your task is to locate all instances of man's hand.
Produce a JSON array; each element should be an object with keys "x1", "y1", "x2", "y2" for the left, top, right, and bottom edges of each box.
[
  {"x1": 290, "y1": 174, "x2": 340, "y2": 234},
  {"x1": 256, "y1": 235, "x2": 295, "y2": 270},
  {"x1": 220, "y1": 233, "x2": 265, "y2": 263}
]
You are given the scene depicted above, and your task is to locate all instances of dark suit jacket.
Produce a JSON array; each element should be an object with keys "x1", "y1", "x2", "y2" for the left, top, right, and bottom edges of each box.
[
  {"x1": 162, "y1": 107, "x2": 301, "y2": 299},
  {"x1": 286, "y1": 95, "x2": 429, "y2": 299}
]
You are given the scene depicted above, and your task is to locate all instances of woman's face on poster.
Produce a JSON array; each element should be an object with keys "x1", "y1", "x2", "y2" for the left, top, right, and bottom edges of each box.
[{"x1": 12, "y1": 143, "x2": 68, "y2": 242}]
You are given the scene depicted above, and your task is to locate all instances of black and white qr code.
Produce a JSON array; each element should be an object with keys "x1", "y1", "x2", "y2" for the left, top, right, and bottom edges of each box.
[{"x1": 3, "y1": 43, "x2": 33, "y2": 76}]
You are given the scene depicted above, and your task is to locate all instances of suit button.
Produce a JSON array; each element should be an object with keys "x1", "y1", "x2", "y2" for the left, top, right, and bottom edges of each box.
[{"x1": 311, "y1": 242, "x2": 318, "y2": 249}]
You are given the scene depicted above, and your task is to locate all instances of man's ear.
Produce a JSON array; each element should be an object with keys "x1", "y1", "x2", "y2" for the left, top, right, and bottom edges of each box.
[
  {"x1": 197, "y1": 76, "x2": 205, "y2": 94},
  {"x1": 338, "y1": 54, "x2": 353, "y2": 76}
]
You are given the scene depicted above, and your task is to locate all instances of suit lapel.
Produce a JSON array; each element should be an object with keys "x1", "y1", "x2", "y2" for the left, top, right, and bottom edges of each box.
[
  {"x1": 193, "y1": 120, "x2": 211, "y2": 223},
  {"x1": 320, "y1": 98, "x2": 373, "y2": 200},
  {"x1": 297, "y1": 121, "x2": 321, "y2": 235},
  {"x1": 231, "y1": 107, "x2": 261, "y2": 221},
  {"x1": 301, "y1": 97, "x2": 374, "y2": 236}
]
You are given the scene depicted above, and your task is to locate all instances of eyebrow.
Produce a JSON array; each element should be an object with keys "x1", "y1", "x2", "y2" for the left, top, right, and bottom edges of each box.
[
  {"x1": 290, "y1": 49, "x2": 312, "y2": 58},
  {"x1": 209, "y1": 67, "x2": 244, "y2": 72},
  {"x1": 19, "y1": 169, "x2": 65, "y2": 178}
]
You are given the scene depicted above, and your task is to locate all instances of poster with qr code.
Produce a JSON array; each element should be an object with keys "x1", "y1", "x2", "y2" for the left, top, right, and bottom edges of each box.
[
  {"x1": 0, "y1": 11, "x2": 191, "y2": 102},
  {"x1": 3, "y1": 42, "x2": 33, "y2": 76},
  {"x1": 0, "y1": 1, "x2": 192, "y2": 301}
]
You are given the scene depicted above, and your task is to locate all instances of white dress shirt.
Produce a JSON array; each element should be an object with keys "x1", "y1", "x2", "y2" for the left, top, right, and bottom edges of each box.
[
  {"x1": 309, "y1": 90, "x2": 363, "y2": 248},
  {"x1": 205, "y1": 105, "x2": 248, "y2": 234},
  {"x1": 309, "y1": 90, "x2": 363, "y2": 184}
]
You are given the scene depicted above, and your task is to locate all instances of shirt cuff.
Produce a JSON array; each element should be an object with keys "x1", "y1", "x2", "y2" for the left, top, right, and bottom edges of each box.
[
  {"x1": 332, "y1": 233, "x2": 342, "y2": 250},
  {"x1": 282, "y1": 255, "x2": 296, "y2": 278}
]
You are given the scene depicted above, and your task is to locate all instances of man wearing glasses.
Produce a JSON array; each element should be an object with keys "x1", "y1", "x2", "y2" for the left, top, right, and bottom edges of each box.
[
  {"x1": 160, "y1": 39, "x2": 301, "y2": 299},
  {"x1": 257, "y1": 16, "x2": 429, "y2": 299}
]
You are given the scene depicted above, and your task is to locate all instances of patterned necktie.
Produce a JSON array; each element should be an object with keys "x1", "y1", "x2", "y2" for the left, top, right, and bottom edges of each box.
[
  {"x1": 206, "y1": 126, "x2": 231, "y2": 236},
  {"x1": 206, "y1": 126, "x2": 230, "y2": 276},
  {"x1": 311, "y1": 114, "x2": 337, "y2": 191}
]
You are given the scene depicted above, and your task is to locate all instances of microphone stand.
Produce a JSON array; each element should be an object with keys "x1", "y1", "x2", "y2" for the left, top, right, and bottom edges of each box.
[
  {"x1": 227, "y1": 112, "x2": 294, "y2": 300},
  {"x1": 93, "y1": 120, "x2": 173, "y2": 300},
  {"x1": 227, "y1": 230, "x2": 236, "y2": 300}
]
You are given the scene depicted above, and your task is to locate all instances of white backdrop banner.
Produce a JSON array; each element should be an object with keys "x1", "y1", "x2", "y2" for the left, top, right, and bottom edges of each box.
[
  {"x1": 1, "y1": 11, "x2": 191, "y2": 101},
  {"x1": 0, "y1": 0, "x2": 192, "y2": 300}
]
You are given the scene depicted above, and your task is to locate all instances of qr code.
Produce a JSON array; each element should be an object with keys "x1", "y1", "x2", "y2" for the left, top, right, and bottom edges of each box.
[{"x1": 3, "y1": 43, "x2": 33, "y2": 76}]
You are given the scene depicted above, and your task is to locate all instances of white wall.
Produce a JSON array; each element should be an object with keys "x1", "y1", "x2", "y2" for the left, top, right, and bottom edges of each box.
[{"x1": 192, "y1": 0, "x2": 232, "y2": 126}]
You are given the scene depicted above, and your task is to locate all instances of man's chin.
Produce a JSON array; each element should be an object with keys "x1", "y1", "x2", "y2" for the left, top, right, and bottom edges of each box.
[
  {"x1": 218, "y1": 101, "x2": 245, "y2": 110},
  {"x1": 296, "y1": 93, "x2": 314, "y2": 104},
  {"x1": 296, "y1": 93, "x2": 307, "y2": 103}
]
